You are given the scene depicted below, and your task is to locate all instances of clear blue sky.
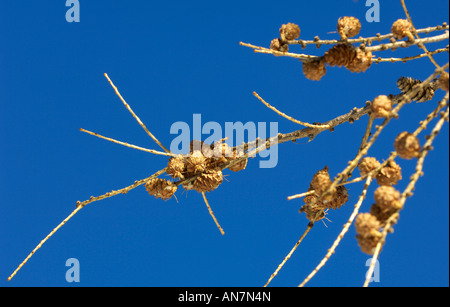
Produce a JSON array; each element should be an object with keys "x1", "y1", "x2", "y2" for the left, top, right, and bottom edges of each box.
[{"x1": 1, "y1": 0, "x2": 448, "y2": 287}]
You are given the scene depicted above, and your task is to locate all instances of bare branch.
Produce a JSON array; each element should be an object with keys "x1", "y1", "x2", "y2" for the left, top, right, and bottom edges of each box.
[{"x1": 104, "y1": 73, "x2": 171, "y2": 153}]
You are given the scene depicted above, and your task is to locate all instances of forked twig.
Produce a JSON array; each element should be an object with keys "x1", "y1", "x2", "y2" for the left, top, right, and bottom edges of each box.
[
  {"x1": 400, "y1": 0, "x2": 441, "y2": 69},
  {"x1": 299, "y1": 175, "x2": 373, "y2": 287},
  {"x1": 342, "y1": 112, "x2": 375, "y2": 183},
  {"x1": 104, "y1": 73, "x2": 171, "y2": 153}
]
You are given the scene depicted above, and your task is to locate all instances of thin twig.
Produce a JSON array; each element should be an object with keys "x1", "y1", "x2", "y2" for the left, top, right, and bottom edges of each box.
[
  {"x1": 240, "y1": 32, "x2": 449, "y2": 62},
  {"x1": 201, "y1": 192, "x2": 225, "y2": 235},
  {"x1": 7, "y1": 168, "x2": 167, "y2": 281},
  {"x1": 263, "y1": 222, "x2": 314, "y2": 287},
  {"x1": 287, "y1": 190, "x2": 315, "y2": 201},
  {"x1": 364, "y1": 32, "x2": 449, "y2": 53},
  {"x1": 412, "y1": 91, "x2": 450, "y2": 136},
  {"x1": 363, "y1": 212, "x2": 398, "y2": 287},
  {"x1": 253, "y1": 92, "x2": 331, "y2": 129},
  {"x1": 342, "y1": 112, "x2": 375, "y2": 183},
  {"x1": 239, "y1": 42, "x2": 316, "y2": 61},
  {"x1": 373, "y1": 46, "x2": 449, "y2": 63},
  {"x1": 285, "y1": 24, "x2": 449, "y2": 47},
  {"x1": 400, "y1": 0, "x2": 441, "y2": 69},
  {"x1": 104, "y1": 73, "x2": 171, "y2": 153},
  {"x1": 80, "y1": 128, "x2": 175, "y2": 157}
]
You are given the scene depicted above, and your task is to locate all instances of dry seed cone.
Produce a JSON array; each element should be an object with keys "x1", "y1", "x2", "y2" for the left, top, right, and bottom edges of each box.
[
  {"x1": 166, "y1": 155, "x2": 186, "y2": 179},
  {"x1": 439, "y1": 72, "x2": 449, "y2": 92},
  {"x1": 309, "y1": 166, "x2": 336, "y2": 200},
  {"x1": 185, "y1": 151, "x2": 207, "y2": 177},
  {"x1": 193, "y1": 169, "x2": 224, "y2": 193},
  {"x1": 325, "y1": 185, "x2": 348, "y2": 210},
  {"x1": 358, "y1": 157, "x2": 381, "y2": 177},
  {"x1": 376, "y1": 160, "x2": 402, "y2": 186},
  {"x1": 323, "y1": 44, "x2": 356, "y2": 67},
  {"x1": 270, "y1": 38, "x2": 289, "y2": 53},
  {"x1": 302, "y1": 58, "x2": 327, "y2": 81},
  {"x1": 279, "y1": 22, "x2": 300, "y2": 41},
  {"x1": 394, "y1": 132, "x2": 420, "y2": 159},
  {"x1": 355, "y1": 213, "x2": 382, "y2": 255},
  {"x1": 346, "y1": 49, "x2": 372, "y2": 73},
  {"x1": 337, "y1": 16, "x2": 361, "y2": 40},
  {"x1": 391, "y1": 19, "x2": 413, "y2": 40},
  {"x1": 397, "y1": 77, "x2": 438, "y2": 102},
  {"x1": 371, "y1": 95, "x2": 392, "y2": 118},
  {"x1": 145, "y1": 178, "x2": 177, "y2": 201},
  {"x1": 229, "y1": 150, "x2": 247, "y2": 172}
]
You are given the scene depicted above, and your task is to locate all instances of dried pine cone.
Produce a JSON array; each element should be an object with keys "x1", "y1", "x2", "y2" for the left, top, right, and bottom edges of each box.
[
  {"x1": 394, "y1": 132, "x2": 420, "y2": 159},
  {"x1": 300, "y1": 204, "x2": 326, "y2": 222},
  {"x1": 391, "y1": 19, "x2": 413, "y2": 40},
  {"x1": 145, "y1": 178, "x2": 177, "y2": 201},
  {"x1": 358, "y1": 157, "x2": 381, "y2": 177},
  {"x1": 190, "y1": 139, "x2": 204, "y2": 153},
  {"x1": 370, "y1": 204, "x2": 400, "y2": 226},
  {"x1": 302, "y1": 58, "x2": 327, "y2": 81},
  {"x1": 300, "y1": 191, "x2": 327, "y2": 222},
  {"x1": 228, "y1": 150, "x2": 247, "y2": 172},
  {"x1": 346, "y1": 49, "x2": 372, "y2": 73},
  {"x1": 439, "y1": 72, "x2": 449, "y2": 92},
  {"x1": 376, "y1": 160, "x2": 402, "y2": 186},
  {"x1": 396, "y1": 77, "x2": 438, "y2": 103},
  {"x1": 185, "y1": 151, "x2": 207, "y2": 176},
  {"x1": 166, "y1": 155, "x2": 186, "y2": 179},
  {"x1": 355, "y1": 213, "x2": 382, "y2": 255},
  {"x1": 356, "y1": 231, "x2": 382, "y2": 255},
  {"x1": 301, "y1": 184, "x2": 347, "y2": 221},
  {"x1": 371, "y1": 95, "x2": 392, "y2": 118},
  {"x1": 270, "y1": 38, "x2": 289, "y2": 53},
  {"x1": 212, "y1": 142, "x2": 234, "y2": 160},
  {"x1": 323, "y1": 44, "x2": 356, "y2": 67},
  {"x1": 310, "y1": 166, "x2": 336, "y2": 201},
  {"x1": 326, "y1": 185, "x2": 348, "y2": 210},
  {"x1": 229, "y1": 158, "x2": 247, "y2": 172},
  {"x1": 337, "y1": 16, "x2": 361, "y2": 40},
  {"x1": 370, "y1": 186, "x2": 402, "y2": 223},
  {"x1": 374, "y1": 186, "x2": 402, "y2": 210},
  {"x1": 279, "y1": 23, "x2": 300, "y2": 41},
  {"x1": 355, "y1": 212, "x2": 381, "y2": 236},
  {"x1": 190, "y1": 140, "x2": 213, "y2": 157},
  {"x1": 192, "y1": 169, "x2": 223, "y2": 193},
  {"x1": 206, "y1": 142, "x2": 235, "y2": 169}
]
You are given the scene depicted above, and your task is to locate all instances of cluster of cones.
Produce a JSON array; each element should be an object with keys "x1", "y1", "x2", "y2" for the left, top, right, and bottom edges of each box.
[
  {"x1": 300, "y1": 166, "x2": 349, "y2": 223},
  {"x1": 354, "y1": 154, "x2": 407, "y2": 254},
  {"x1": 145, "y1": 140, "x2": 247, "y2": 201},
  {"x1": 268, "y1": 16, "x2": 444, "y2": 82},
  {"x1": 303, "y1": 16, "x2": 372, "y2": 81}
]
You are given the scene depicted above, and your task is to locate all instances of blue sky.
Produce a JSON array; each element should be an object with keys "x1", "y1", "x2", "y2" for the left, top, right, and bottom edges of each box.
[{"x1": 1, "y1": 0, "x2": 448, "y2": 287}]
